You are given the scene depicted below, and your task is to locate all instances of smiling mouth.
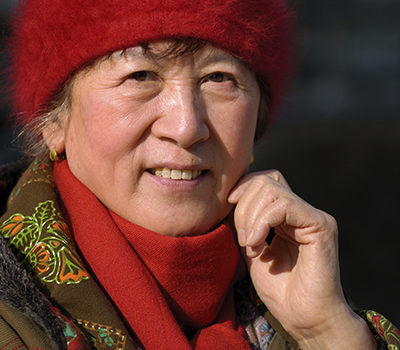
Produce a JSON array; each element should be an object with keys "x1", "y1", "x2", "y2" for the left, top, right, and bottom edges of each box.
[{"x1": 148, "y1": 168, "x2": 204, "y2": 180}]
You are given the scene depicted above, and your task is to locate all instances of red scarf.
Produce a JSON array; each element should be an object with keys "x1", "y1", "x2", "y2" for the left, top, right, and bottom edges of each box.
[{"x1": 54, "y1": 160, "x2": 250, "y2": 349}]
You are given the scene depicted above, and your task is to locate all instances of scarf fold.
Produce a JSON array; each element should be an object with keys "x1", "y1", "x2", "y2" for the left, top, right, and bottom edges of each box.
[{"x1": 54, "y1": 160, "x2": 251, "y2": 350}]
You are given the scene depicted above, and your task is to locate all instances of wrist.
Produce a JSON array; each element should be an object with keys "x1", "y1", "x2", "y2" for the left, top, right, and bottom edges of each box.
[{"x1": 296, "y1": 306, "x2": 376, "y2": 350}]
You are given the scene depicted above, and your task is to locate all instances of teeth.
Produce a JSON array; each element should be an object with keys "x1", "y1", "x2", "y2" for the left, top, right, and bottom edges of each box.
[
  {"x1": 182, "y1": 170, "x2": 192, "y2": 180},
  {"x1": 161, "y1": 168, "x2": 171, "y2": 178},
  {"x1": 171, "y1": 169, "x2": 181, "y2": 179},
  {"x1": 151, "y1": 168, "x2": 202, "y2": 180}
]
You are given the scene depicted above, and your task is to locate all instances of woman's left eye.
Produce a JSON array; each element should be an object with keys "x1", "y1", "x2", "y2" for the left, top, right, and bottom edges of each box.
[{"x1": 205, "y1": 72, "x2": 233, "y2": 83}]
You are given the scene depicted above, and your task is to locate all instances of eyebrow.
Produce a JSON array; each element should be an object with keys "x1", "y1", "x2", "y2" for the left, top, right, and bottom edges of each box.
[
  {"x1": 199, "y1": 51, "x2": 243, "y2": 66},
  {"x1": 119, "y1": 46, "x2": 245, "y2": 69}
]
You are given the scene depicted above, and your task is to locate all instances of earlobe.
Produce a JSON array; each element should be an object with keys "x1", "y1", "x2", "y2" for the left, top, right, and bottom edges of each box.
[{"x1": 42, "y1": 122, "x2": 66, "y2": 153}]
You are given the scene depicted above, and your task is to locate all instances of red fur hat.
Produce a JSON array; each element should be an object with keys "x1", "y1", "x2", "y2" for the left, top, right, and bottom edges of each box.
[{"x1": 10, "y1": 0, "x2": 294, "y2": 123}]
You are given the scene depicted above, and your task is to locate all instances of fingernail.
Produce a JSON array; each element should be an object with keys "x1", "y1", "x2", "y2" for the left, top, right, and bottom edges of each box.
[
  {"x1": 227, "y1": 191, "x2": 238, "y2": 203},
  {"x1": 237, "y1": 229, "x2": 246, "y2": 246},
  {"x1": 246, "y1": 245, "x2": 262, "y2": 258}
]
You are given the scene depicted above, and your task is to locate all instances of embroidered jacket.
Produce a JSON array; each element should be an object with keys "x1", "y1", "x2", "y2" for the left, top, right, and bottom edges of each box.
[{"x1": 0, "y1": 158, "x2": 398, "y2": 350}]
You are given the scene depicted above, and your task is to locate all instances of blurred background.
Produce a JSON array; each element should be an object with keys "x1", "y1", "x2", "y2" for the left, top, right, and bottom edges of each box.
[{"x1": 0, "y1": 0, "x2": 399, "y2": 324}]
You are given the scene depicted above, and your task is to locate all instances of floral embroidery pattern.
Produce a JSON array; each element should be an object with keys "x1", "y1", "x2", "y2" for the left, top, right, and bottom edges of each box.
[
  {"x1": 362, "y1": 310, "x2": 400, "y2": 350},
  {"x1": 76, "y1": 319, "x2": 129, "y2": 350},
  {"x1": 0, "y1": 200, "x2": 89, "y2": 285}
]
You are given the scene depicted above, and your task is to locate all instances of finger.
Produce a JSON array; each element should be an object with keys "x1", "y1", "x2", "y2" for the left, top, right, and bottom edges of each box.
[
  {"x1": 238, "y1": 181, "x2": 291, "y2": 246},
  {"x1": 233, "y1": 177, "x2": 278, "y2": 246},
  {"x1": 249, "y1": 195, "x2": 332, "y2": 247},
  {"x1": 245, "y1": 192, "x2": 316, "y2": 252},
  {"x1": 262, "y1": 169, "x2": 291, "y2": 189},
  {"x1": 228, "y1": 170, "x2": 291, "y2": 204},
  {"x1": 234, "y1": 186, "x2": 268, "y2": 244},
  {"x1": 246, "y1": 244, "x2": 266, "y2": 258},
  {"x1": 245, "y1": 228, "x2": 277, "y2": 258},
  {"x1": 231, "y1": 179, "x2": 264, "y2": 245},
  {"x1": 250, "y1": 196, "x2": 304, "y2": 249},
  {"x1": 227, "y1": 173, "x2": 259, "y2": 204},
  {"x1": 232, "y1": 174, "x2": 293, "y2": 246}
]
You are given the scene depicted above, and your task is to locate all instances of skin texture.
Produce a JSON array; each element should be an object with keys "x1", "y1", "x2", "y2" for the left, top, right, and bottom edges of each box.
[
  {"x1": 44, "y1": 41, "x2": 376, "y2": 349},
  {"x1": 45, "y1": 42, "x2": 260, "y2": 237},
  {"x1": 228, "y1": 171, "x2": 376, "y2": 349}
]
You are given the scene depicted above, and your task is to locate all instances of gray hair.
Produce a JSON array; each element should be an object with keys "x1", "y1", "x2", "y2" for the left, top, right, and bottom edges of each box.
[{"x1": 19, "y1": 78, "x2": 74, "y2": 157}]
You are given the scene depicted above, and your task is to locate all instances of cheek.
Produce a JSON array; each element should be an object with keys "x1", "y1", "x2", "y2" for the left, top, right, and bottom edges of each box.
[
  {"x1": 215, "y1": 101, "x2": 258, "y2": 159},
  {"x1": 64, "y1": 109, "x2": 120, "y2": 184},
  {"x1": 70, "y1": 97, "x2": 132, "y2": 156},
  {"x1": 212, "y1": 101, "x2": 258, "y2": 196}
]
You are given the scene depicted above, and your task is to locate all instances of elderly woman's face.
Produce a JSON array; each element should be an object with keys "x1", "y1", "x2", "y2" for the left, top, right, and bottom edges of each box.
[{"x1": 52, "y1": 42, "x2": 260, "y2": 236}]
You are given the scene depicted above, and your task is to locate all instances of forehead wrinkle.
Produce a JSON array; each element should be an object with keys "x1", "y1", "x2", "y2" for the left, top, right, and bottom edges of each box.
[
  {"x1": 117, "y1": 44, "x2": 242, "y2": 67},
  {"x1": 195, "y1": 48, "x2": 249, "y2": 72},
  {"x1": 117, "y1": 46, "x2": 182, "y2": 70}
]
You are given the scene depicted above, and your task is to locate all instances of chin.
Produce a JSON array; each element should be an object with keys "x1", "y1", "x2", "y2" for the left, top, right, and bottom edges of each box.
[
  {"x1": 150, "y1": 220, "x2": 215, "y2": 237},
  {"x1": 150, "y1": 208, "x2": 232, "y2": 237},
  {"x1": 120, "y1": 198, "x2": 233, "y2": 237}
]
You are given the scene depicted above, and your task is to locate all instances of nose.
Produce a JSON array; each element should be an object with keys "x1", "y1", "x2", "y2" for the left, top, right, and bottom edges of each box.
[{"x1": 151, "y1": 86, "x2": 210, "y2": 149}]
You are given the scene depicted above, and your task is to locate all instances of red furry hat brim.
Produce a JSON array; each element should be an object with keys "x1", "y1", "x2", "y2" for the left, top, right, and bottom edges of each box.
[{"x1": 10, "y1": 0, "x2": 294, "y2": 123}]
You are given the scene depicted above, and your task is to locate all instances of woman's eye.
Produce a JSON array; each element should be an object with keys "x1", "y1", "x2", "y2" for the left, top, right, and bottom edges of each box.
[
  {"x1": 129, "y1": 71, "x2": 151, "y2": 81},
  {"x1": 205, "y1": 72, "x2": 234, "y2": 84}
]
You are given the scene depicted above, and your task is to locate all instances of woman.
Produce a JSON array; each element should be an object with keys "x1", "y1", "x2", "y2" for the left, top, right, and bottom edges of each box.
[{"x1": 0, "y1": 0, "x2": 398, "y2": 349}]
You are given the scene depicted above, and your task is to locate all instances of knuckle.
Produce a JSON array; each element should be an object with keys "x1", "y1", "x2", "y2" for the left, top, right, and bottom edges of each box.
[
  {"x1": 249, "y1": 176, "x2": 277, "y2": 196},
  {"x1": 261, "y1": 183, "x2": 280, "y2": 203},
  {"x1": 266, "y1": 169, "x2": 286, "y2": 183},
  {"x1": 316, "y1": 210, "x2": 338, "y2": 233},
  {"x1": 324, "y1": 213, "x2": 338, "y2": 230},
  {"x1": 252, "y1": 174, "x2": 270, "y2": 187},
  {"x1": 252, "y1": 173, "x2": 283, "y2": 192},
  {"x1": 280, "y1": 195, "x2": 295, "y2": 209}
]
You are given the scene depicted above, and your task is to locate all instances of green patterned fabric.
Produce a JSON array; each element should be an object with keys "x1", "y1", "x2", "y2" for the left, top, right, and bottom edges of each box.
[
  {"x1": 1, "y1": 199, "x2": 89, "y2": 285},
  {"x1": 360, "y1": 310, "x2": 400, "y2": 350}
]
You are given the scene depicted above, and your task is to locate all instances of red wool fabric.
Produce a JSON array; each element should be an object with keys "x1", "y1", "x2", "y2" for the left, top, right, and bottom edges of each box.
[
  {"x1": 11, "y1": 0, "x2": 294, "y2": 123},
  {"x1": 54, "y1": 160, "x2": 251, "y2": 349}
]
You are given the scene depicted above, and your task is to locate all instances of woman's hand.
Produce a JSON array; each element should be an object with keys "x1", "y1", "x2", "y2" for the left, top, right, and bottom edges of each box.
[{"x1": 228, "y1": 170, "x2": 376, "y2": 350}]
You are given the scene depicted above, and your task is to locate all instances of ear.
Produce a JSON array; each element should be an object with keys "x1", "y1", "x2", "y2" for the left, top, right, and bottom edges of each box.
[{"x1": 42, "y1": 121, "x2": 66, "y2": 153}]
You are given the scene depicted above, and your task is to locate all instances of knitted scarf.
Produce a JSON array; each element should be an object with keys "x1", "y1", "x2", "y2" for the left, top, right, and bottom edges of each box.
[{"x1": 54, "y1": 160, "x2": 251, "y2": 349}]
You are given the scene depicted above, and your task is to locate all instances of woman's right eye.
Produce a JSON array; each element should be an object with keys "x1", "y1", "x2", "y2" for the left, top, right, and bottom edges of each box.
[
  {"x1": 129, "y1": 71, "x2": 150, "y2": 81},
  {"x1": 123, "y1": 70, "x2": 160, "y2": 96}
]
